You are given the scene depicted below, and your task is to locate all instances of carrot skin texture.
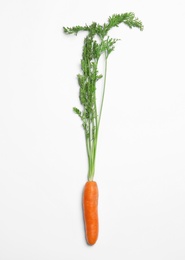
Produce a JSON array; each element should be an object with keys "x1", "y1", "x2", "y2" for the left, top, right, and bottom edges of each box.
[{"x1": 83, "y1": 181, "x2": 99, "y2": 245}]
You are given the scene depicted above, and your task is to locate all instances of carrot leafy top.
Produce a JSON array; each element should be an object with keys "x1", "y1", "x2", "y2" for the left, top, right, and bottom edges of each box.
[{"x1": 64, "y1": 13, "x2": 143, "y2": 181}]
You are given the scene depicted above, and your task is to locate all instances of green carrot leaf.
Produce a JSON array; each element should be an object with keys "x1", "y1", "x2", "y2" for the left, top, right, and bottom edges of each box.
[{"x1": 64, "y1": 13, "x2": 143, "y2": 181}]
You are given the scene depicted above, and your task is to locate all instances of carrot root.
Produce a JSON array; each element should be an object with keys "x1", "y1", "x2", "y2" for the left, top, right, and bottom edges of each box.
[{"x1": 83, "y1": 181, "x2": 99, "y2": 245}]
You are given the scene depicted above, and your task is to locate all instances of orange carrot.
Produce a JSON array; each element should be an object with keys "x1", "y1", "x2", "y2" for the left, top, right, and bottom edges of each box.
[
  {"x1": 83, "y1": 181, "x2": 99, "y2": 245},
  {"x1": 64, "y1": 14, "x2": 143, "y2": 245}
]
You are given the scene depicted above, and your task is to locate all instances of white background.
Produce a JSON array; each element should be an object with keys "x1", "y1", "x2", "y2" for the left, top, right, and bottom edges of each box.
[{"x1": 0, "y1": 0, "x2": 185, "y2": 259}]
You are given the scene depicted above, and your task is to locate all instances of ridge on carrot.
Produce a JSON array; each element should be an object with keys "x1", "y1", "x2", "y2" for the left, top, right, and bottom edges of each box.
[{"x1": 64, "y1": 13, "x2": 143, "y2": 245}]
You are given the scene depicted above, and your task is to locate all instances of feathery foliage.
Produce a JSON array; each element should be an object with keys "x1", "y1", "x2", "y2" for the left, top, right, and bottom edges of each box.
[{"x1": 64, "y1": 13, "x2": 143, "y2": 181}]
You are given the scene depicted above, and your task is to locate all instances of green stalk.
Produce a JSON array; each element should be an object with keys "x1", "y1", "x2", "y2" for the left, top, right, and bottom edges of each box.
[
  {"x1": 98, "y1": 53, "x2": 108, "y2": 128},
  {"x1": 88, "y1": 52, "x2": 108, "y2": 181},
  {"x1": 64, "y1": 12, "x2": 143, "y2": 182}
]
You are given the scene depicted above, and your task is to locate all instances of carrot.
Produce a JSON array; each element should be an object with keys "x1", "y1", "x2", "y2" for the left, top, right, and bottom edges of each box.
[
  {"x1": 83, "y1": 181, "x2": 99, "y2": 245},
  {"x1": 64, "y1": 13, "x2": 143, "y2": 245}
]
